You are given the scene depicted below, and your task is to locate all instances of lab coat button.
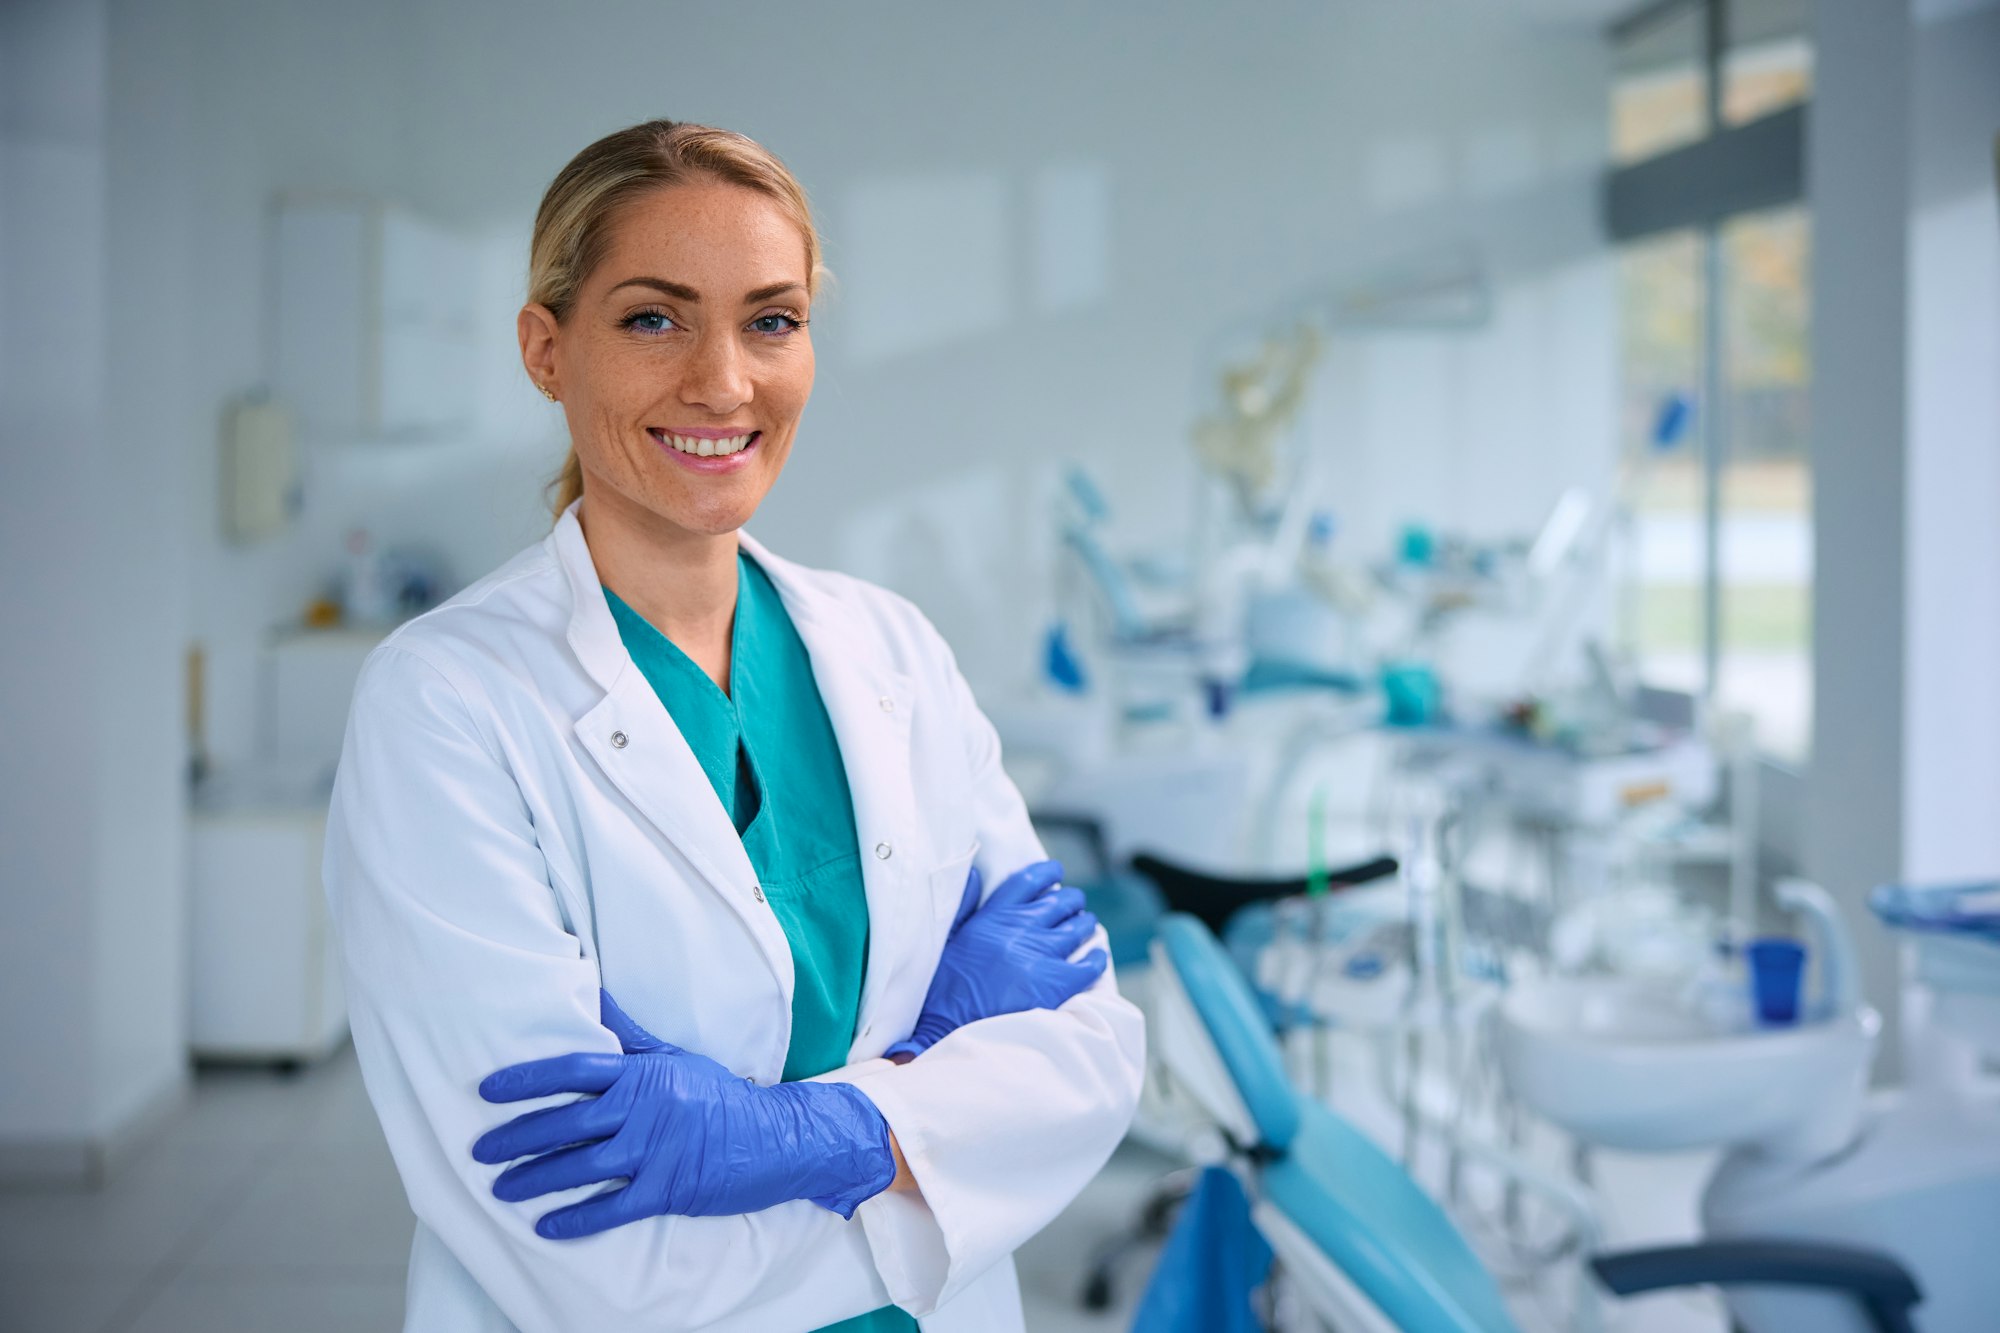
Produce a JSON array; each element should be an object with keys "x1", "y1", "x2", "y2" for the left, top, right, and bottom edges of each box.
[
  {"x1": 879, "y1": 696, "x2": 895, "y2": 713},
  {"x1": 610, "y1": 730, "x2": 629, "y2": 749},
  {"x1": 752, "y1": 883, "x2": 765, "y2": 903},
  {"x1": 875, "y1": 842, "x2": 893, "y2": 860}
]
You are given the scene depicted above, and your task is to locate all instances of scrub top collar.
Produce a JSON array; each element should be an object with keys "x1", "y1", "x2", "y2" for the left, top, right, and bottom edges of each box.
[{"x1": 551, "y1": 500, "x2": 856, "y2": 702}]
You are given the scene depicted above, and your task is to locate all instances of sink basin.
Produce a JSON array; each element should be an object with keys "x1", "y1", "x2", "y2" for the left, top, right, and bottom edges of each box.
[{"x1": 1495, "y1": 975, "x2": 1879, "y2": 1158}]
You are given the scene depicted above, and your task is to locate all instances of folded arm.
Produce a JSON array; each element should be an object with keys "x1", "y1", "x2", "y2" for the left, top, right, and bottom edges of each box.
[
  {"x1": 325, "y1": 645, "x2": 899, "y2": 1333},
  {"x1": 803, "y1": 624, "x2": 1147, "y2": 1314},
  {"x1": 472, "y1": 859, "x2": 1108, "y2": 1235}
]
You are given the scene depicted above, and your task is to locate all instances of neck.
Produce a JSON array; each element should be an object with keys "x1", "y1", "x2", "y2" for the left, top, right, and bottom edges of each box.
[{"x1": 578, "y1": 485, "x2": 740, "y2": 677}]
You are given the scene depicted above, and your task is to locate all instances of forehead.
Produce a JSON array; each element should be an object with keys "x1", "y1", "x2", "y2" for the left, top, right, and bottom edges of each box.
[{"x1": 594, "y1": 180, "x2": 810, "y2": 291}]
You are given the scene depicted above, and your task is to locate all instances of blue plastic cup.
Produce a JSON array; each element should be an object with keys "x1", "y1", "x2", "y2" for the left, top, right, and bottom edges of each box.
[{"x1": 1747, "y1": 937, "x2": 1806, "y2": 1026}]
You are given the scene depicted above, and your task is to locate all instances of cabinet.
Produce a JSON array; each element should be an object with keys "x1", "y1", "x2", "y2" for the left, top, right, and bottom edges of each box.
[
  {"x1": 188, "y1": 799, "x2": 347, "y2": 1064},
  {"x1": 262, "y1": 625, "x2": 388, "y2": 766},
  {"x1": 272, "y1": 196, "x2": 476, "y2": 440}
]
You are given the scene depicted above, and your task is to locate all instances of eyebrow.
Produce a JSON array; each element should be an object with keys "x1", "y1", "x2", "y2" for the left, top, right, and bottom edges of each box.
[{"x1": 607, "y1": 277, "x2": 806, "y2": 305}]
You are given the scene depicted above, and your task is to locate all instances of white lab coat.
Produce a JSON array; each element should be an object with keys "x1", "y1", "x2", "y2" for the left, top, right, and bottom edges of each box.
[{"x1": 323, "y1": 502, "x2": 1146, "y2": 1333}]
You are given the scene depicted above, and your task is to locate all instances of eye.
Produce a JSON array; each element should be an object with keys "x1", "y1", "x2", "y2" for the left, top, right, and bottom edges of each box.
[
  {"x1": 748, "y1": 311, "x2": 804, "y2": 337},
  {"x1": 620, "y1": 308, "x2": 677, "y2": 336}
]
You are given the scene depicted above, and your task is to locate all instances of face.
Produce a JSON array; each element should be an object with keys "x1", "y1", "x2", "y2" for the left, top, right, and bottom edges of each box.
[{"x1": 520, "y1": 179, "x2": 814, "y2": 541}]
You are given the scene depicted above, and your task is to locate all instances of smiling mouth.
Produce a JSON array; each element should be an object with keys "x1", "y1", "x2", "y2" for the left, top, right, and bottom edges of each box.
[{"x1": 649, "y1": 429, "x2": 759, "y2": 458}]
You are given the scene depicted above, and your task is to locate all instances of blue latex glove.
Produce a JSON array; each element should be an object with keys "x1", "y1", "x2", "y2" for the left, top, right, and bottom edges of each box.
[
  {"x1": 884, "y1": 859, "x2": 1109, "y2": 1061},
  {"x1": 472, "y1": 990, "x2": 896, "y2": 1238}
]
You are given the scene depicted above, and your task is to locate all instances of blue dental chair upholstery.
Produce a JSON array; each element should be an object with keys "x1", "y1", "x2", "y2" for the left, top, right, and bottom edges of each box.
[
  {"x1": 1150, "y1": 913, "x2": 1927, "y2": 1333},
  {"x1": 1156, "y1": 913, "x2": 1517, "y2": 1332},
  {"x1": 1029, "y1": 809, "x2": 1402, "y2": 1310}
]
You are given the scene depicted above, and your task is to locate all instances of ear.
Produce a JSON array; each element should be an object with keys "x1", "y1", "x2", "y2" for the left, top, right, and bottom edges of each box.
[{"x1": 519, "y1": 302, "x2": 562, "y2": 398}]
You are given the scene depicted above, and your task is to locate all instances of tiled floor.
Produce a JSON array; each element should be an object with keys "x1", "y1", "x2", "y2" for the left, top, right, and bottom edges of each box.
[
  {"x1": 0, "y1": 1050, "x2": 409, "y2": 1333},
  {"x1": 0, "y1": 1044, "x2": 1164, "y2": 1333},
  {"x1": 0, "y1": 1039, "x2": 1722, "y2": 1333}
]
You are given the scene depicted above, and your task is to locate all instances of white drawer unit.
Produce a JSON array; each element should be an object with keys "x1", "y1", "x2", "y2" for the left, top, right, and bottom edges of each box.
[
  {"x1": 262, "y1": 625, "x2": 387, "y2": 769},
  {"x1": 188, "y1": 803, "x2": 347, "y2": 1066}
]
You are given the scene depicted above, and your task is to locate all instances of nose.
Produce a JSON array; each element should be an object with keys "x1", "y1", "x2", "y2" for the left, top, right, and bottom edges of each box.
[{"x1": 679, "y1": 326, "x2": 751, "y2": 415}]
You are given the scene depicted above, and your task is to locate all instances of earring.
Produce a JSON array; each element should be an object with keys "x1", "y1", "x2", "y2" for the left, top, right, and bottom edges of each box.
[{"x1": 539, "y1": 384, "x2": 558, "y2": 402}]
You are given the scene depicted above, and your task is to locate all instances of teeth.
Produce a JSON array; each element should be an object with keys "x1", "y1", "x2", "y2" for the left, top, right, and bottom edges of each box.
[{"x1": 659, "y1": 432, "x2": 754, "y2": 457}]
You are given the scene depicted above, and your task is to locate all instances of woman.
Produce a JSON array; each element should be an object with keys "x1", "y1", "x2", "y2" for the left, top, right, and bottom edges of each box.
[{"x1": 323, "y1": 120, "x2": 1145, "y2": 1333}]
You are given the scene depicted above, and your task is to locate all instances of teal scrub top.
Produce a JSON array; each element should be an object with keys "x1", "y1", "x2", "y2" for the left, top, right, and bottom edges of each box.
[{"x1": 605, "y1": 551, "x2": 920, "y2": 1333}]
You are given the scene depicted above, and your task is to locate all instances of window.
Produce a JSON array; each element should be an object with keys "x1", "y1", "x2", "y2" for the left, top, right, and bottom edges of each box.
[
  {"x1": 1617, "y1": 231, "x2": 1705, "y2": 695},
  {"x1": 1716, "y1": 207, "x2": 1811, "y2": 760},
  {"x1": 1722, "y1": 0, "x2": 1812, "y2": 127},
  {"x1": 1609, "y1": 0, "x2": 1812, "y2": 763},
  {"x1": 1612, "y1": 3, "x2": 1710, "y2": 164}
]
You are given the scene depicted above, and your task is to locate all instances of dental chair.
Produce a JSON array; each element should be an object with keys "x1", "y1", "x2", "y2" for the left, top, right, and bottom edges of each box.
[
  {"x1": 1030, "y1": 808, "x2": 1398, "y2": 968},
  {"x1": 1131, "y1": 852, "x2": 1400, "y2": 939},
  {"x1": 1143, "y1": 911, "x2": 1927, "y2": 1333},
  {"x1": 1029, "y1": 810, "x2": 1401, "y2": 1308}
]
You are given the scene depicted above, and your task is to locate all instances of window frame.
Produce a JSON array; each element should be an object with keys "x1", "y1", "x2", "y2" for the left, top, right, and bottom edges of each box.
[{"x1": 1607, "y1": 0, "x2": 1810, "y2": 758}]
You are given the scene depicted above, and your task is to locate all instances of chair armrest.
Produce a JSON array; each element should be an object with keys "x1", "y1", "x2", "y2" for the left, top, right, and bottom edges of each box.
[{"x1": 1591, "y1": 1240, "x2": 1922, "y2": 1333}]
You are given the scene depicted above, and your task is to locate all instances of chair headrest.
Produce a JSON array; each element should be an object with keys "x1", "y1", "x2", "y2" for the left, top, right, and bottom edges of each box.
[
  {"x1": 1158, "y1": 913, "x2": 1301, "y2": 1152},
  {"x1": 1132, "y1": 852, "x2": 1399, "y2": 934}
]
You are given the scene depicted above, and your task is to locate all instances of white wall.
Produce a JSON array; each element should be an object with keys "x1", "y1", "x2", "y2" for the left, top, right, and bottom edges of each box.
[
  {"x1": 0, "y1": 0, "x2": 108, "y2": 1168},
  {"x1": 0, "y1": 0, "x2": 191, "y2": 1178},
  {"x1": 1903, "y1": 0, "x2": 2000, "y2": 882},
  {"x1": 100, "y1": 0, "x2": 202, "y2": 1145},
  {"x1": 149, "y1": 0, "x2": 1612, "y2": 765},
  {"x1": 1806, "y1": 0, "x2": 2000, "y2": 1071},
  {"x1": 1806, "y1": 0, "x2": 1915, "y2": 1061}
]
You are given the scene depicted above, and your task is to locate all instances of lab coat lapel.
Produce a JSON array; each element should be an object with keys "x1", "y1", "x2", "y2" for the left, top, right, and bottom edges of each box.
[
  {"x1": 550, "y1": 505, "x2": 796, "y2": 1000},
  {"x1": 740, "y1": 532, "x2": 924, "y2": 1052}
]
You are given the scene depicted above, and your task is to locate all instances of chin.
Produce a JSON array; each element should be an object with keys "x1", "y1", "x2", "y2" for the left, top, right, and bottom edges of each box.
[
  {"x1": 654, "y1": 493, "x2": 764, "y2": 538},
  {"x1": 675, "y1": 511, "x2": 756, "y2": 538}
]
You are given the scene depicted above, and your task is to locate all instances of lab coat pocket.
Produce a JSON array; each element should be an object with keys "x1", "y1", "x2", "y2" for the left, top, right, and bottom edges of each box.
[{"x1": 925, "y1": 839, "x2": 981, "y2": 956}]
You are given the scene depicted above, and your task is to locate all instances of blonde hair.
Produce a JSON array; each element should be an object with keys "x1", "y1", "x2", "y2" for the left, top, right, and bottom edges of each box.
[{"x1": 530, "y1": 119, "x2": 825, "y2": 519}]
